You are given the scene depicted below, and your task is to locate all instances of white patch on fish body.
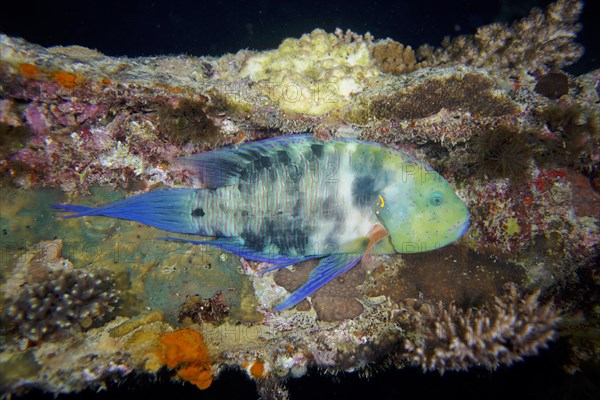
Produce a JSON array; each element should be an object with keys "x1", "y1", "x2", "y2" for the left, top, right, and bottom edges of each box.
[{"x1": 307, "y1": 148, "x2": 377, "y2": 255}]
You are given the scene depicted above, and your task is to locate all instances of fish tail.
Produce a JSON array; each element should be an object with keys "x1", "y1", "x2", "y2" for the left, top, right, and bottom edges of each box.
[{"x1": 53, "y1": 189, "x2": 201, "y2": 234}]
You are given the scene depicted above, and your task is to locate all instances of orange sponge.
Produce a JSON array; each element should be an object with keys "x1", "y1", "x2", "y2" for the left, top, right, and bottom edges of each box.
[
  {"x1": 53, "y1": 71, "x2": 79, "y2": 89},
  {"x1": 158, "y1": 328, "x2": 213, "y2": 390}
]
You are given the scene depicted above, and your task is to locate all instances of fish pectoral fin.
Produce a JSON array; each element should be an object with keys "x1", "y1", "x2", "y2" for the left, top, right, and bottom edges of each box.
[
  {"x1": 338, "y1": 223, "x2": 390, "y2": 254},
  {"x1": 364, "y1": 223, "x2": 390, "y2": 255},
  {"x1": 274, "y1": 253, "x2": 363, "y2": 312},
  {"x1": 361, "y1": 223, "x2": 391, "y2": 272}
]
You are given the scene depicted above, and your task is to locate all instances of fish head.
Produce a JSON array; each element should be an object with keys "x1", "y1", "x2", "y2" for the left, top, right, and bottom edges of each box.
[{"x1": 376, "y1": 161, "x2": 469, "y2": 253}]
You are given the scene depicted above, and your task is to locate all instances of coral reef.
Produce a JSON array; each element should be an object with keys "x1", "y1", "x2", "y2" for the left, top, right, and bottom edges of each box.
[
  {"x1": 398, "y1": 285, "x2": 561, "y2": 373},
  {"x1": 254, "y1": 376, "x2": 290, "y2": 400},
  {"x1": 141, "y1": 241, "x2": 243, "y2": 325},
  {"x1": 0, "y1": 122, "x2": 33, "y2": 160},
  {"x1": 334, "y1": 330, "x2": 401, "y2": 370},
  {"x1": 0, "y1": 312, "x2": 175, "y2": 395},
  {"x1": 366, "y1": 245, "x2": 526, "y2": 306},
  {"x1": 157, "y1": 97, "x2": 219, "y2": 146},
  {"x1": 564, "y1": 169, "x2": 600, "y2": 218},
  {"x1": 417, "y1": 0, "x2": 584, "y2": 74},
  {"x1": 2, "y1": 240, "x2": 120, "y2": 344},
  {"x1": 536, "y1": 103, "x2": 600, "y2": 172},
  {"x1": 0, "y1": 0, "x2": 598, "y2": 397}
]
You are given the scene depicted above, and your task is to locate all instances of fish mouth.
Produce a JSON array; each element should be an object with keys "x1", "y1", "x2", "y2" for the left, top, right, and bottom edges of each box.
[
  {"x1": 448, "y1": 211, "x2": 470, "y2": 239},
  {"x1": 456, "y1": 213, "x2": 470, "y2": 238}
]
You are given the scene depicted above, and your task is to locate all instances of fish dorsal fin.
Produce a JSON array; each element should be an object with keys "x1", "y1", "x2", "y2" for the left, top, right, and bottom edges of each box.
[
  {"x1": 274, "y1": 253, "x2": 363, "y2": 311},
  {"x1": 177, "y1": 151, "x2": 248, "y2": 188},
  {"x1": 176, "y1": 134, "x2": 314, "y2": 189}
]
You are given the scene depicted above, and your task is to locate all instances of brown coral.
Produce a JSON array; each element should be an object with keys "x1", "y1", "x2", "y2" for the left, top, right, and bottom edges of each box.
[
  {"x1": 473, "y1": 126, "x2": 532, "y2": 182},
  {"x1": 535, "y1": 70, "x2": 569, "y2": 99},
  {"x1": 536, "y1": 104, "x2": 600, "y2": 172},
  {"x1": 157, "y1": 97, "x2": 219, "y2": 146},
  {"x1": 398, "y1": 284, "x2": 561, "y2": 373},
  {"x1": 366, "y1": 245, "x2": 526, "y2": 306},
  {"x1": 366, "y1": 71, "x2": 518, "y2": 121},
  {"x1": 417, "y1": 0, "x2": 584, "y2": 74}
]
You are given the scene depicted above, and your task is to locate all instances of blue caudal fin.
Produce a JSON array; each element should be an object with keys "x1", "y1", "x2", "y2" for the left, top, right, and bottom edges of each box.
[
  {"x1": 274, "y1": 253, "x2": 363, "y2": 312},
  {"x1": 53, "y1": 189, "x2": 199, "y2": 234}
]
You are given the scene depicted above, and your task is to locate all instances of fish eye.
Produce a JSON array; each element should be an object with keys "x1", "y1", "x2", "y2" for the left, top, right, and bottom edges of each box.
[{"x1": 429, "y1": 191, "x2": 444, "y2": 207}]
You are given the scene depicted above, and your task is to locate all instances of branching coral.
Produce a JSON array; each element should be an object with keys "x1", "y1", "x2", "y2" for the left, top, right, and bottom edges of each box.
[
  {"x1": 371, "y1": 39, "x2": 421, "y2": 75},
  {"x1": 417, "y1": 0, "x2": 584, "y2": 74},
  {"x1": 398, "y1": 285, "x2": 560, "y2": 373}
]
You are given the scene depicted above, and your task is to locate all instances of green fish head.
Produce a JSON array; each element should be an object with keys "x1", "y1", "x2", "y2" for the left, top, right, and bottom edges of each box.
[{"x1": 377, "y1": 163, "x2": 469, "y2": 253}]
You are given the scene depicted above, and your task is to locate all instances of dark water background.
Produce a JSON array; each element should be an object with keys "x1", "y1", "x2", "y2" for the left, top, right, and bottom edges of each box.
[
  {"x1": 1, "y1": 0, "x2": 598, "y2": 73},
  {"x1": 1, "y1": 0, "x2": 599, "y2": 399}
]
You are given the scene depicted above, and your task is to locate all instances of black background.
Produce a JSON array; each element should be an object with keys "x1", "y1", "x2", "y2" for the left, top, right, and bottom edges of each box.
[{"x1": 1, "y1": 0, "x2": 598, "y2": 74}]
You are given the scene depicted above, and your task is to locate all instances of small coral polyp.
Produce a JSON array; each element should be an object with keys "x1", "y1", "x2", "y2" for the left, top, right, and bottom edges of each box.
[{"x1": 240, "y1": 29, "x2": 378, "y2": 115}]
